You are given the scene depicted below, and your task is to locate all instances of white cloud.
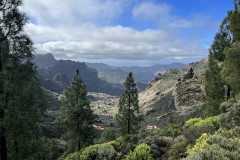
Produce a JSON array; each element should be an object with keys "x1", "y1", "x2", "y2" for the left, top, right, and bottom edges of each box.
[
  {"x1": 22, "y1": 0, "x2": 209, "y2": 62},
  {"x1": 23, "y1": 0, "x2": 125, "y2": 25},
  {"x1": 28, "y1": 23, "x2": 207, "y2": 60},
  {"x1": 132, "y1": 2, "x2": 170, "y2": 20},
  {"x1": 132, "y1": 2, "x2": 211, "y2": 29}
]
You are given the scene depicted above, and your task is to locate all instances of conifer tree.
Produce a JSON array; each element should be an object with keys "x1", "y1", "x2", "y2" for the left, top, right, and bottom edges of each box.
[
  {"x1": 0, "y1": 0, "x2": 46, "y2": 159},
  {"x1": 205, "y1": 53, "x2": 225, "y2": 116},
  {"x1": 221, "y1": 0, "x2": 240, "y2": 100},
  {"x1": 221, "y1": 44, "x2": 240, "y2": 99},
  {"x1": 204, "y1": 1, "x2": 240, "y2": 116},
  {"x1": 58, "y1": 69, "x2": 95, "y2": 154},
  {"x1": 116, "y1": 72, "x2": 143, "y2": 135}
]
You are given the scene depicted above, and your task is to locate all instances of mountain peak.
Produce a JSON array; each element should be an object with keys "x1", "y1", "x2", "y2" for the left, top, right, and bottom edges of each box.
[{"x1": 34, "y1": 53, "x2": 57, "y2": 68}]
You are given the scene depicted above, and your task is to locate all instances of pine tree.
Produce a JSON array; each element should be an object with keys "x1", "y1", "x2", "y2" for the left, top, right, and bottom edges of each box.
[
  {"x1": 221, "y1": 0, "x2": 240, "y2": 100},
  {"x1": 205, "y1": 53, "x2": 225, "y2": 116},
  {"x1": 221, "y1": 44, "x2": 240, "y2": 100},
  {"x1": 58, "y1": 69, "x2": 95, "y2": 154},
  {"x1": 0, "y1": 0, "x2": 46, "y2": 159},
  {"x1": 204, "y1": 2, "x2": 238, "y2": 116},
  {"x1": 227, "y1": 0, "x2": 240, "y2": 42},
  {"x1": 116, "y1": 72, "x2": 143, "y2": 135}
]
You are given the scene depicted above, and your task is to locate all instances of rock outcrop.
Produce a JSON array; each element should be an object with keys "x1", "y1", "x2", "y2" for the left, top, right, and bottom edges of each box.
[
  {"x1": 145, "y1": 73, "x2": 162, "y2": 90},
  {"x1": 138, "y1": 58, "x2": 208, "y2": 126},
  {"x1": 173, "y1": 68, "x2": 206, "y2": 111},
  {"x1": 181, "y1": 68, "x2": 194, "y2": 80},
  {"x1": 34, "y1": 53, "x2": 57, "y2": 68}
]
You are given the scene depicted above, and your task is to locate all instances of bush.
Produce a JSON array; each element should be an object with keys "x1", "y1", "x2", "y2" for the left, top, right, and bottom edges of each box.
[
  {"x1": 134, "y1": 143, "x2": 151, "y2": 152},
  {"x1": 184, "y1": 135, "x2": 240, "y2": 160},
  {"x1": 107, "y1": 140, "x2": 121, "y2": 152},
  {"x1": 184, "y1": 118, "x2": 202, "y2": 128},
  {"x1": 64, "y1": 143, "x2": 117, "y2": 160},
  {"x1": 219, "y1": 99, "x2": 240, "y2": 129},
  {"x1": 184, "y1": 128, "x2": 240, "y2": 160},
  {"x1": 97, "y1": 144, "x2": 116, "y2": 160},
  {"x1": 80, "y1": 144, "x2": 100, "y2": 160},
  {"x1": 99, "y1": 128, "x2": 116, "y2": 143},
  {"x1": 183, "y1": 116, "x2": 219, "y2": 144},
  {"x1": 64, "y1": 152, "x2": 81, "y2": 160},
  {"x1": 149, "y1": 123, "x2": 182, "y2": 137},
  {"x1": 138, "y1": 134, "x2": 172, "y2": 158},
  {"x1": 168, "y1": 141, "x2": 187, "y2": 160},
  {"x1": 126, "y1": 143, "x2": 153, "y2": 160}
]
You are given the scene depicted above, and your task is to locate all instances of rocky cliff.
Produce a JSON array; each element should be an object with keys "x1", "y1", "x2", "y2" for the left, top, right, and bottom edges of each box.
[
  {"x1": 139, "y1": 58, "x2": 208, "y2": 126},
  {"x1": 34, "y1": 54, "x2": 124, "y2": 96}
]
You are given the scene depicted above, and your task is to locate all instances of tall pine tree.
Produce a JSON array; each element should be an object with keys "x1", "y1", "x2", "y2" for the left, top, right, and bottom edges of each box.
[
  {"x1": 116, "y1": 72, "x2": 143, "y2": 135},
  {"x1": 58, "y1": 69, "x2": 95, "y2": 154},
  {"x1": 205, "y1": 0, "x2": 240, "y2": 115},
  {"x1": 221, "y1": 44, "x2": 240, "y2": 99},
  {"x1": 221, "y1": 0, "x2": 240, "y2": 100},
  {"x1": 0, "y1": 0, "x2": 46, "y2": 159}
]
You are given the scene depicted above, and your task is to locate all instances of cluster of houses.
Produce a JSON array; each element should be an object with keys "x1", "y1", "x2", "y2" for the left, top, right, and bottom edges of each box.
[
  {"x1": 93, "y1": 124, "x2": 105, "y2": 131},
  {"x1": 146, "y1": 125, "x2": 157, "y2": 130}
]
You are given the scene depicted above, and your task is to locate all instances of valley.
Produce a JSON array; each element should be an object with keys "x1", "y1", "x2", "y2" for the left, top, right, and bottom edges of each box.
[{"x1": 40, "y1": 54, "x2": 209, "y2": 141}]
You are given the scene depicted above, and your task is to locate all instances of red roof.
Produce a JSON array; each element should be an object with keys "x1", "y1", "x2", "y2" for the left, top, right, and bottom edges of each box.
[{"x1": 147, "y1": 126, "x2": 153, "y2": 130}]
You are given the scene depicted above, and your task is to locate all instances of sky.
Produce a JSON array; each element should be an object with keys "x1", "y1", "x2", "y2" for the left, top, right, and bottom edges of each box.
[{"x1": 22, "y1": 0, "x2": 234, "y2": 66}]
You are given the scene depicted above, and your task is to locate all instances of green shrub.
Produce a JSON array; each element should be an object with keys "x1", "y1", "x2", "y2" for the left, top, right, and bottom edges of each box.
[
  {"x1": 174, "y1": 135, "x2": 186, "y2": 143},
  {"x1": 184, "y1": 128, "x2": 240, "y2": 160},
  {"x1": 107, "y1": 140, "x2": 121, "y2": 152},
  {"x1": 97, "y1": 144, "x2": 116, "y2": 160},
  {"x1": 184, "y1": 118, "x2": 202, "y2": 128},
  {"x1": 183, "y1": 116, "x2": 219, "y2": 144},
  {"x1": 99, "y1": 128, "x2": 116, "y2": 143},
  {"x1": 149, "y1": 123, "x2": 182, "y2": 137},
  {"x1": 126, "y1": 143, "x2": 153, "y2": 160},
  {"x1": 138, "y1": 134, "x2": 172, "y2": 158},
  {"x1": 168, "y1": 141, "x2": 187, "y2": 160},
  {"x1": 219, "y1": 99, "x2": 240, "y2": 129},
  {"x1": 64, "y1": 152, "x2": 81, "y2": 160},
  {"x1": 134, "y1": 143, "x2": 151, "y2": 152},
  {"x1": 80, "y1": 144, "x2": 100, "y2": 160},
  {"x1": 184, "y1": 136, "x2": 240, "y2": 160},
  {"x1": 64, "y1": 143, "x2": 117, "y2": 160}
]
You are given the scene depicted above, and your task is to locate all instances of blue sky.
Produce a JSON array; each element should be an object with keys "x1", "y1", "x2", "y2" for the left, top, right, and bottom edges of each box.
[{"x1": 23, "y1": 0, "x2": 234, "y2": 66}]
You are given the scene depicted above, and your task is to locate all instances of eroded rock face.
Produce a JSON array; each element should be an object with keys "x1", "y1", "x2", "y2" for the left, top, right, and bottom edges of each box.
[
  {"x1": 174, "y1": 68, "x2": 206, "y2": 110},
  {"x1": 178, "y1": 68, "x2": 194, "y2": 82},
  {"x1": 146, "y1": 73, "x2": 162, "y2": 90}
]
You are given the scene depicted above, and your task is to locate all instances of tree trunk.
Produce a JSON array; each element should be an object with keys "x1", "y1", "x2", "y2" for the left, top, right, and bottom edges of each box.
[
  {"x1": 227, "y1": 84, "x2": 231, "y2": 99},
  {"x1": 14, "y1": 140, "x2": 18, "y2": 155},
  {"x1": 128, "y1": 92, "x2": 130, "y2": 134},
  {"x1": 0, "y1": 37, "x2": 8, "y2": 160},
  {"x1": 0, "y1": 109, "x2": 7, "y2": 160},
  {"x1": 77, "y1": 120, "x2": 80, "y2": 151}
]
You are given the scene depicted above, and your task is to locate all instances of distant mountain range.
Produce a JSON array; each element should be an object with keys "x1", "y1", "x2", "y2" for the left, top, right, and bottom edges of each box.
[
  {"x1": 87, "y1": 62, "x2": 185, "y2": 83},
  {"x1": 34, "y1": 53, "x2": 185, "y2": 96}
]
